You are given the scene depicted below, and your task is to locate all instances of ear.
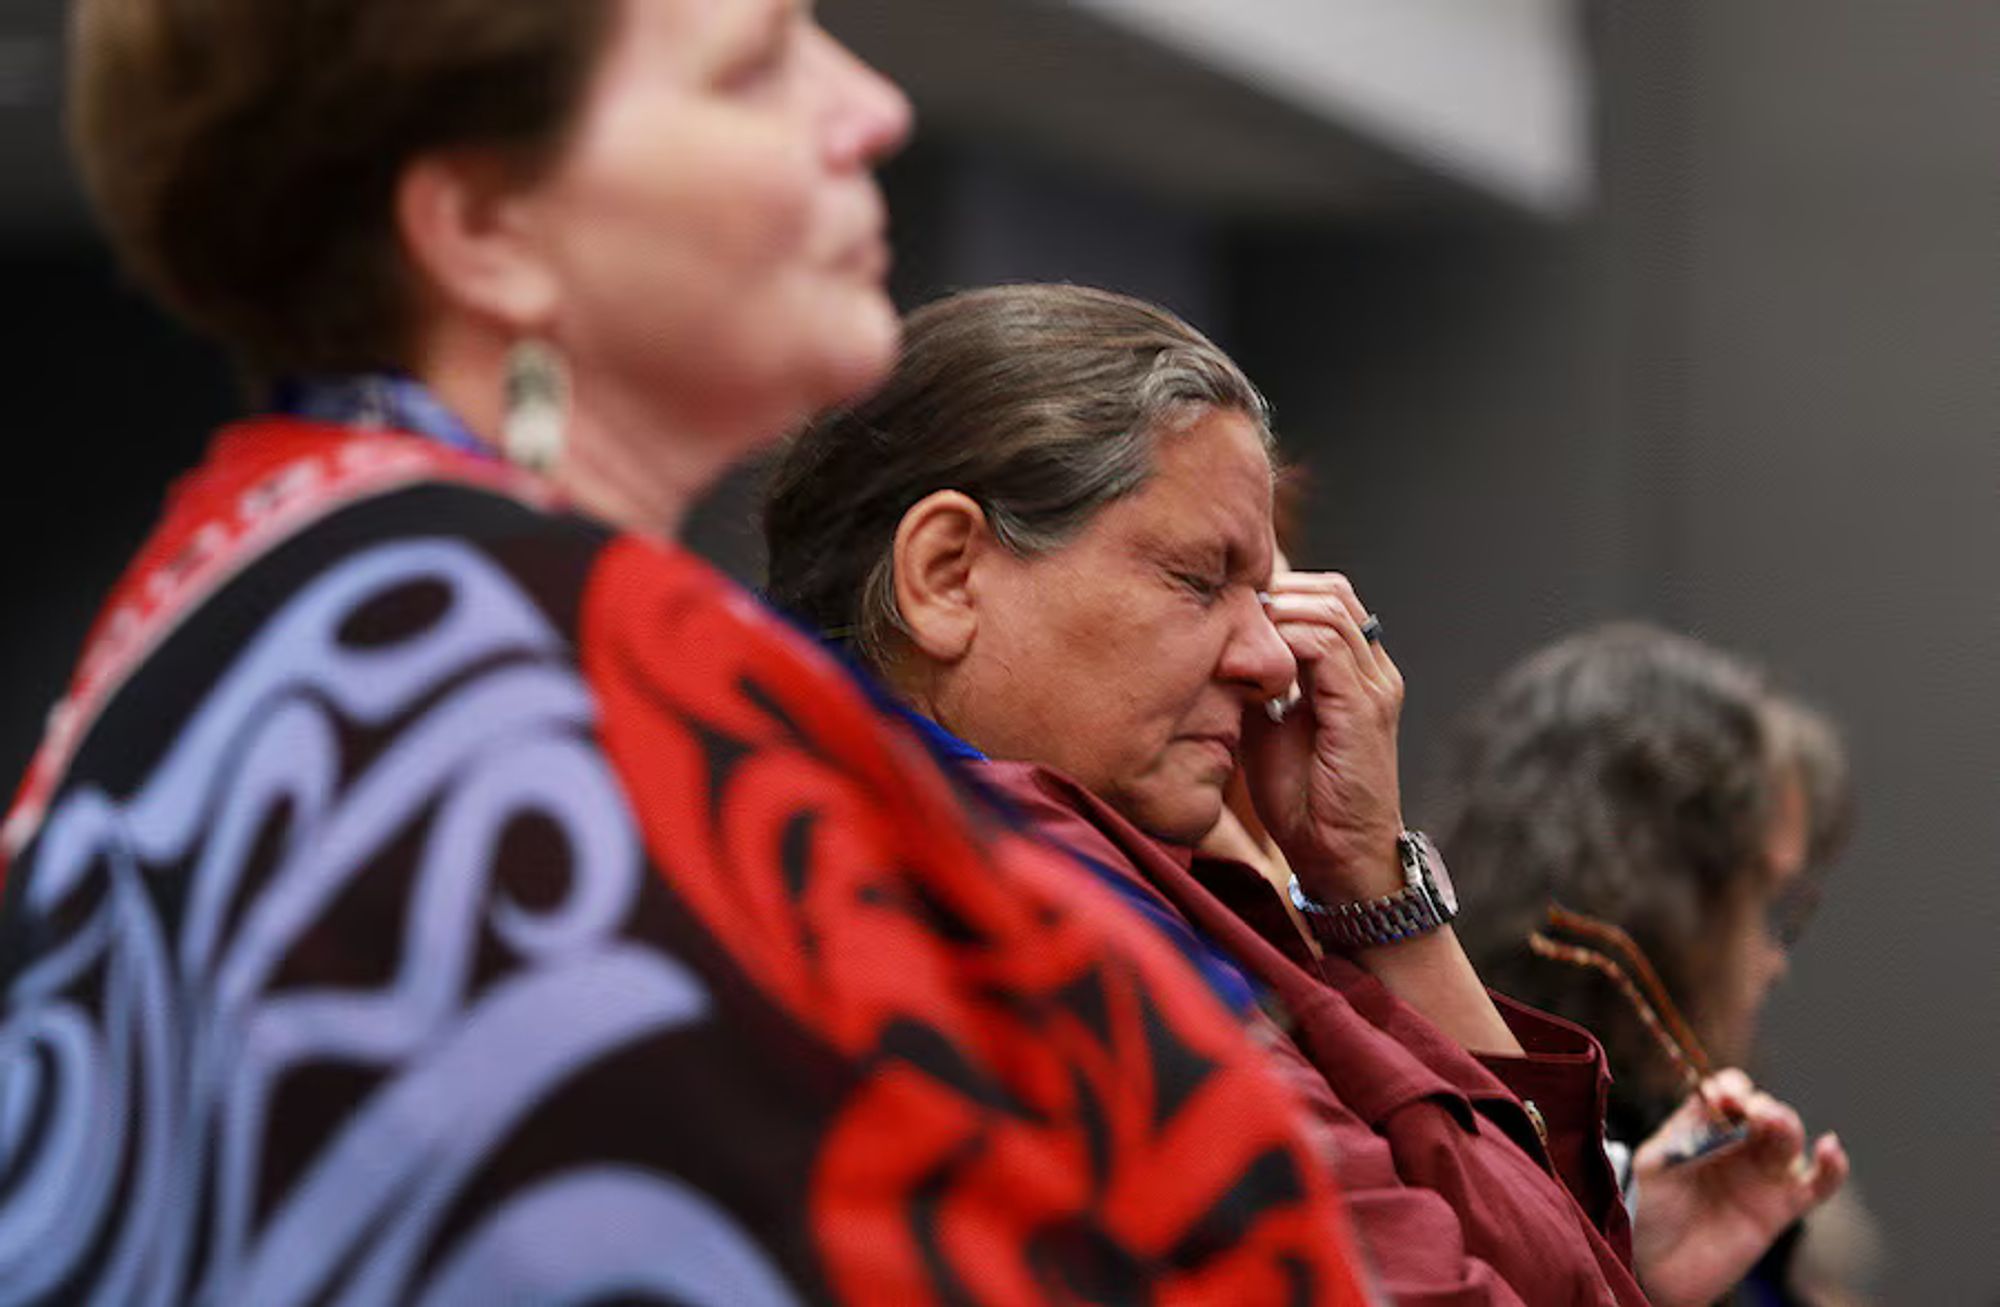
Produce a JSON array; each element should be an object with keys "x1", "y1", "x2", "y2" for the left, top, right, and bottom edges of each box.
[
  {"x1": 396, "y1": 150, "x2": 562, "y2": 333},
  {"x1": 893, "y1": 490, "x2": 991, "y2": 663}
]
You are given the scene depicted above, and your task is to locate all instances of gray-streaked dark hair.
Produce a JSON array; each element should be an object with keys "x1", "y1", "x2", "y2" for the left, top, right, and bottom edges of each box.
[
  {"x1": 763, "y1": 284, "x2": 1273, "y2": 667},
  {"x1": 1434, "y1": 622, "x2": 1852, "y2": 1127}
]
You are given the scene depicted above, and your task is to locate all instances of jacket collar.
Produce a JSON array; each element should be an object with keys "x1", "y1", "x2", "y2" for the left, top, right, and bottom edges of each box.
[{"x1": 971, "y1": 761, "x2": 1503, "y2": 1130}]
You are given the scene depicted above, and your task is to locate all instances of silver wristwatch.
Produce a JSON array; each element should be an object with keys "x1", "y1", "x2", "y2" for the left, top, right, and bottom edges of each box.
[{"x1": 1288, "y1": 830, "x2": 1459, "y2": 951}]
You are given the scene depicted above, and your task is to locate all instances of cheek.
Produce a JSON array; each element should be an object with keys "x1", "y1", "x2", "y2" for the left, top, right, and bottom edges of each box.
[
  {"x1": 570, "y1": 112, "x2": 817, "y2": 296},
  {"x1": 712, "y1": 155, "x2": 820, "y2": 276},
  {"x1": 1080, "y1": 612, "x2": 1220, "y2": 743},
  {"x1": 670, "y1": 106, "x2": 835, "y2": 274},
  {"x1": 558, "y1": 156, "x2": 842, "y2": 408},
  {"x1": 997, "y1": 589, "x2": 1140, "y2": 746},
  {"x1": 680, "y1": 147, "x2": 894, "y2": 399},
  {"x1": 1708, "y1": 916, "x2": 1779, "y2": 1049},
  {"x1": 1139, "y1": 618, "x2": 1231, "y2": 708},
  {"x1": 652, "y1": 147, "x2": 819, "y2": 312}
]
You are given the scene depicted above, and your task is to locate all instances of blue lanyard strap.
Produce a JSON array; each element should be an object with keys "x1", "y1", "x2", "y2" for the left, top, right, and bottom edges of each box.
[{"x1": 271, "y1": 373, "x2": 495, "y2": 461}]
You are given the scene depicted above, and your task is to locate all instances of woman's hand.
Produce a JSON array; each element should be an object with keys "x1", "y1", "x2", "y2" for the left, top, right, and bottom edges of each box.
[
  {"x1": 1241, "y1": 572, "x2": 1406, "y2": 903},
  {"x1": 1631, "y1": 1069, "x2": 1850, "y2": 1307}
]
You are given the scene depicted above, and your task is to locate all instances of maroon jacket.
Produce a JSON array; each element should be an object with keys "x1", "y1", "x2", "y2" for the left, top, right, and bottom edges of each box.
[{"x1": 980, "y1": 760, "x2": 1652, "y2": 1307}]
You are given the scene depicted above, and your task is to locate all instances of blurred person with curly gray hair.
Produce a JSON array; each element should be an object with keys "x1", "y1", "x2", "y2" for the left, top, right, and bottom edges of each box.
[{"x1": 1439, "y1": 622, "x2": 1877, "y2": 1305}]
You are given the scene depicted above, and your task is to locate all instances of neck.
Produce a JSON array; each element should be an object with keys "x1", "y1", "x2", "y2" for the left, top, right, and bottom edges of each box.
[
  {"x1": 550, "y1": 383, "x2": 721, "y2": 540},
  {"x1": 418, "y1": 328, "x2": 768, "y2": 540},
  {"x1": 887, "y1": 656, "x2": 949, "y2": 728}
]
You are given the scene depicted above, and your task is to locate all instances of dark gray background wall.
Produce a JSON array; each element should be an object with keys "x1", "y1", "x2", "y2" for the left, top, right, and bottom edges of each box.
[
  {"x1": 2, "y1": 1, "x2": 1992, "y2": 1300},
  {"x1": 1645, "y1": 8, "x2": 1998, "y2": 1302},
  {"x1": 1225, "y1": 7, "x2": 1999, "y2": 1301}
]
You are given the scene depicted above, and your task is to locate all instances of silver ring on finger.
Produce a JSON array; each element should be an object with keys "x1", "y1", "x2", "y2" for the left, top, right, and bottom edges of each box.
[{"x1": 1360, "y1": 613, "x2": 1384, "y2": 644}]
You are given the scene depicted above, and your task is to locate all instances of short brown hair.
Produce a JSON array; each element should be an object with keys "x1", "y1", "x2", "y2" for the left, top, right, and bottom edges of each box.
[
  {"x1": 763, "y1": 284, "x2": 1273, "y2": 667},
  {"x1": 69, "y1": 0, "x2": 614, "y2": 380}
]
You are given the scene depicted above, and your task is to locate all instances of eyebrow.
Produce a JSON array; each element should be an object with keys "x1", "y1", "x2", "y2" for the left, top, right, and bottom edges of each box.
[
  {"x1": 1215, "y1": 521, "x2": 1272, "y2": 577},
  {"x1": 770, "y1": 0, "x2": 819, "y2": 42}
]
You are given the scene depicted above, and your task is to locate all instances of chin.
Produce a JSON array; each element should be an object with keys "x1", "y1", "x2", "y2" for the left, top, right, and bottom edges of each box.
[
  {"x1": 1130, "y1": 788, "x2": 1226, "y2": 848},
  {"x1": 811, "y1": 291, "x2": 902, "y2": 411}
]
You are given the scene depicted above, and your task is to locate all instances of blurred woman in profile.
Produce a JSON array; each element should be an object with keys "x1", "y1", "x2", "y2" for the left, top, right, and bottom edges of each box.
[
  {"x1": 0, "y1": 3, "x2": 1375, "y2": 1301},
  {"x1": 765, "y1": 282, "x2": 1847, "y2": 1306},
  {"x1": 1440, "y1": 623, "x2": 1879, "y2": 1305}
]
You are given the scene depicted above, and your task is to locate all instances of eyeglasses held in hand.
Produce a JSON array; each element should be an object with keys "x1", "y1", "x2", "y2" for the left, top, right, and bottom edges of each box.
[{"x1": 1528, "y1": 903, "x2": 1750, "y2": 1166}]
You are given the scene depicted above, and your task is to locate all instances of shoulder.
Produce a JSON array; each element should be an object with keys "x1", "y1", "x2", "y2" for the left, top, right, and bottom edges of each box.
[
  {"x1": 4, "y1": 420, "x2": 618, "y2": 856},
  {"x1": 89, "y1": 416, "x2": 620, "y2": 685},
  {"x1": 974, "y1": 759, "x2": 1168, "y2": 878}
]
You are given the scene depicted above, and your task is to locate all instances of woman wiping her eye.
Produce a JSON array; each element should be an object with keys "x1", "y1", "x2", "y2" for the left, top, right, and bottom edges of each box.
[{"x1": 766, "y1": 281, "x2": 1848, "y2": 1307}]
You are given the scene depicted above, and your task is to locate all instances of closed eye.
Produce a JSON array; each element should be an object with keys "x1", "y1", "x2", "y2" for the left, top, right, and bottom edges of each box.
[
  {"x1": 1171, "y1": 570, "x2": 1225, "y2": 605},
  {"x1": 717, "y1": 4, "x2": 799, "y2": 93}
]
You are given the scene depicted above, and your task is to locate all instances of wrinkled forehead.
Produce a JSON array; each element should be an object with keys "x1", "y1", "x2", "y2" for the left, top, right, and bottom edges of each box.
[{"x1": 1122, "y1": 410, "x2": 1279, "y2": 559}]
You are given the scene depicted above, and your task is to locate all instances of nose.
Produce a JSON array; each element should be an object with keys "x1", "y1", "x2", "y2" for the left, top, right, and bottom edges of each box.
[
  {"x1": 1219, "y1": 594, "x2": 1297, "y2": 701},
  {"x1": 817, "y1": 30, "x2": 915, "y2": 170}
]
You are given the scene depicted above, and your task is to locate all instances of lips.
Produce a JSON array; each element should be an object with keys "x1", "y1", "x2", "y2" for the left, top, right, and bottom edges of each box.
[
  {"x1": 842, "y1": 233, "x2": 891, "y2": 281},
  {"x1": 1183, "y1": 733, "x2": 1240, "y2": 770},
  {"x1": 836, "y1": 190, "x2": 892, "y2": 280}
]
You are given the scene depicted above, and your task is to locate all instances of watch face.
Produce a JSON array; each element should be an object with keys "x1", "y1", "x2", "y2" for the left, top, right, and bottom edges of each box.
[
  {"x1": 1431, "y1": 855, "x2": 1458, "y2": 915},
  {"x1": 1411, "y1": 832, "x2": 1458, "y2": 915}
]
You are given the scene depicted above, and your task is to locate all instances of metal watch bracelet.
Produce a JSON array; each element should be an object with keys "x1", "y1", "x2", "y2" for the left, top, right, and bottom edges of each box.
[{"x1": 1287, "y1": 831, "x2": 1458, "y2": 951}]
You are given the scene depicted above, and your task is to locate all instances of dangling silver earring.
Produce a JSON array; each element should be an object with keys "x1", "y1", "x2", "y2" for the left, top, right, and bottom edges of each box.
[{"x1": 503, "y1": 338, "x2": 569, "y2": 472}]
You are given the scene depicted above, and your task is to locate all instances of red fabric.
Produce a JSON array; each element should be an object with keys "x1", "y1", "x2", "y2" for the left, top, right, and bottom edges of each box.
[
  {"x1": 580, "y1": 536, "x2": 1377, "y2": 1304},
  {"x1": 979, "y1": 760, "x2": 1652, "y2": 1307},
  {"x1": 3, "y1": 418, "x2": 546, "y2": 865},
  {"x1": 2, "y1": 419, "x2": 1378, "y2": 1304}
]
